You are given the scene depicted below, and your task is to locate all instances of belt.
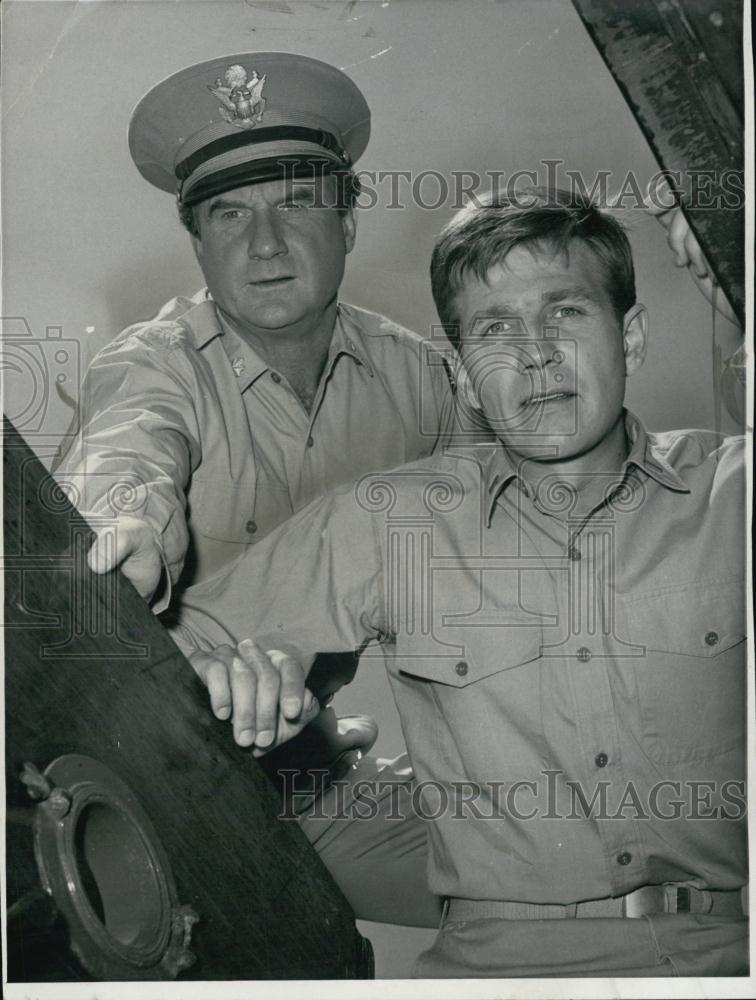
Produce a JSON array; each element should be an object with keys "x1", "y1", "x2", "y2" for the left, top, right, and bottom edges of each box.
[{"x1": 445, "y1": 884, "x2": 748, "y2": 922}]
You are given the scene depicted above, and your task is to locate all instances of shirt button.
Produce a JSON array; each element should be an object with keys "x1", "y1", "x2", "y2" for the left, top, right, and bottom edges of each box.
[
  {"x1": 576, "y1": 647, "x2": 591, "y2": 662},
  {"x1": 306, "y1": 435, "x2": 314, "y2": 448},
  {"x1": 594, "y1": 752, "x2": 608, "y2": 768},
  {"x1": 270, "y1": 372, "x2": 282, "y2": 384},
  {"x1": 245, "y1": 520, "x2": 257, "y2": 535},
  {"x1": 455, "y1": 661, "x2": 468, "y2": 677},
  {"x1": 704, "y1": 631, "x2": 719, "y2": 646},
  {"x1": 617, "y1": 851, "x2": 632, "y2": 866},
  {"x1": 568, "y1": 546, "x2": 581, "y2": 561}
]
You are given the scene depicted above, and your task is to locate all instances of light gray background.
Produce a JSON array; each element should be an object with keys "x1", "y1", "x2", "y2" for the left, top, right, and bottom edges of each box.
[{"x1": 1, "y1": 0, "x2": 743, "y2": 978}]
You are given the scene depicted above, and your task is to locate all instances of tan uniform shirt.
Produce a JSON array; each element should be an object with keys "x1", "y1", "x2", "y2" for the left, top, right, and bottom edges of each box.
[
  {"x1": 177, "y1": 413, "x2": 746, "y2": 905},
  {"x1": 55, "y1": 290, "x2": 455, "y2": 595}
]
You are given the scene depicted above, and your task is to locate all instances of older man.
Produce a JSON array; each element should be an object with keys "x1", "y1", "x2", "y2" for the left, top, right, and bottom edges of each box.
[{"x1": 55, "y1": 52, "x2": 458, "y2": 926}]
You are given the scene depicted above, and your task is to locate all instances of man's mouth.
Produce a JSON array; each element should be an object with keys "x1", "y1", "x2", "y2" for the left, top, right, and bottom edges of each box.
[
  {"x1": 248, "y1": 276, "x2": 295, "y2": 286},
  {"x1": 525, "y1": 390, "x2": 574, "y2": 406}
]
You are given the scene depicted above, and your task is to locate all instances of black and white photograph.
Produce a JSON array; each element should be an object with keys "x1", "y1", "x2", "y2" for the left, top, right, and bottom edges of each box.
[{"x1": 1, "y1": 0, "x2": 752, "y2": 996}]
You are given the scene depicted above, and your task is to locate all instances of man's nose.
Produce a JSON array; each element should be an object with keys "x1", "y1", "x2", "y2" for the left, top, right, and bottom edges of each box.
[
  {"x1": 521, "y1": 327, "x2": 562, "y2": 371},
  {"x1": 246, "y1": 208, "x2": 287, "y2": 260}
]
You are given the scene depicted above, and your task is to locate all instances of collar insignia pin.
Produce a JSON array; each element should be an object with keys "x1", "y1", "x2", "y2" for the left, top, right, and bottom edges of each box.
[{"x1": 231, "y1": 356, "x2": 246, "y2": 377}]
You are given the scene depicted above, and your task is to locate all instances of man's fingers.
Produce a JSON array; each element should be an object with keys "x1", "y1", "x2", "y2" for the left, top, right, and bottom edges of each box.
[
  {"x1": 644, "y1": 174, "x2": 678, "y2": 218},
  {"x1": 88, "y1": 520, "x2": 150, "y2": 573},
  {"x1": 191, "y1": 640, "x2": 316, "y2": 751},
  {"x1": 205, "y1": 659, "x2": 233, "y2": 721},
  {"x1": 646, "y1": 180, "x2": 709, "y2": 277},
  {"x1": 667, "y1": 208, "x2": 691, "y2": 266},
  {"x1": 87, "y1": 526, "x2": 120, "y2": 575},
  {"x1": 251, "y1": 692, "x2": 320, "y2": 758},
  {"x1": 188, "y1": 645, "x2": 235, "y2": 721},
  {"x1": 649, "y1": 205, "x2": 676, "y2": 229},
  {"x1": 230, "y1": 652, "x2": 259, "y2": 747},
  {"x1": 235, "y1": 639, "x2": 281, "y2": 748},
  {"x1": 268, "y1": 650, "x2": 307, "y2": 719},
  {"x1": 683, "y1": 226, "x2": 709, "y2": 279},
  {"x1": 87, "y1": 520, "x2": 161, "y2": 599}
]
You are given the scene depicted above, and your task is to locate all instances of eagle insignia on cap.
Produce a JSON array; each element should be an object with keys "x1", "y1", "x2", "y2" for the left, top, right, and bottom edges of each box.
[{"x1": 208, "y1": 65, "x2": 267, "y2": 130}]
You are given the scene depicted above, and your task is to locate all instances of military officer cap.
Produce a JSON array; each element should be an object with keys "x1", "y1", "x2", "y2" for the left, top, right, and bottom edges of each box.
[{"x1": 129, "y1": 52, "x2": 370, "y2": 207}]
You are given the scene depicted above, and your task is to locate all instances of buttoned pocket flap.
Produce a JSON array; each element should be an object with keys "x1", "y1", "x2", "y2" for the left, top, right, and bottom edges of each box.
[
  {"x1": 396, "y1": 623, "x2": 543, "y2": 688},
  {"x1": 618, "y1": 581, "x2": 745, "y2": 764},
  {"x1": 621, "y1": 580, "x2": 745, "y2": 658}
]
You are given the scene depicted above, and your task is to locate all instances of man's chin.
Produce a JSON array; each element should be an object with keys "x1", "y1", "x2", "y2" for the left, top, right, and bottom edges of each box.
[
  {"x1": 485, "y1": 413, "x2": 578, "y2": 441},
  {"x1": 237, "y1": 307, "x2": 310, "y2": 334},
  {"x1": 493, "y1": 429, "x2": 585, "y2": 462}
]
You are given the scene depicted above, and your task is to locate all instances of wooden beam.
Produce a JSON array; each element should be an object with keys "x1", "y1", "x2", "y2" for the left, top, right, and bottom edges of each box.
[{"x1": 571, "y1": 0, "x2": 744, "y2": 324}]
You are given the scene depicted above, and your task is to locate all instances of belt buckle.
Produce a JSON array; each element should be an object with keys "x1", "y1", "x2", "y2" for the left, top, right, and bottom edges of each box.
[
  {"x1": 622, "y1": 885, "x2": 665, "y2": 918},
  {"x1": 622, "y1": 884, "x2": 703, "y2": 917}
]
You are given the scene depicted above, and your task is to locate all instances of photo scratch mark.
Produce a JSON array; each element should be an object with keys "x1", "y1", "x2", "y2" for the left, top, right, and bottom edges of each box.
[
  {"x1": 518, "y1": 27, "x2": 560, "y2": 57},
  {"x1": 340, "y1": 46, "x2": 393, "y2": 72},
  {"x1": 244, "y1": 0, "x2": 294, "y2": 13},
  {"x1": 7, "y1": 3, "x2": 91, "y2": 115}
]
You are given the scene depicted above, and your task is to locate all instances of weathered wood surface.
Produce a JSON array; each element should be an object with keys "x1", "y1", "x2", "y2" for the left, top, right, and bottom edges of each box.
[
  {"x1": 4, "y1": 418, "x2": 372, "y2": 981},
  {"x1": 571, "y1": 0, "x2": 744, "y2": 323}
]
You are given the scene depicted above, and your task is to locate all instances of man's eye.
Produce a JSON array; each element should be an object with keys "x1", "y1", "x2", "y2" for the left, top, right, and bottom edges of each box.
[
  {"x1": 220, "y1": 209, "x2": 244, "y2": 221},
  {"x1": 484, "y1": 320, "x2": 514, "y2": 335},
  {"x1": 279, "y1": 199, "x2": 310, "y2": 211},
  {"x1": 553, "y1": 306, "x2": 582, "y2": 319}
]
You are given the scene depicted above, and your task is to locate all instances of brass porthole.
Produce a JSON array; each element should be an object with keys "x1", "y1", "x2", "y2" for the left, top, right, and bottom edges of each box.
[{"x1": 27, "y1": 754, "x2": 198, "y2": 980}]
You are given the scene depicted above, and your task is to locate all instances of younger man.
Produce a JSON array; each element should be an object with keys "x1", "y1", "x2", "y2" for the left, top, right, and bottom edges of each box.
[{"x1": 178, "y1": 188, "x2": 747, "y2": 977}]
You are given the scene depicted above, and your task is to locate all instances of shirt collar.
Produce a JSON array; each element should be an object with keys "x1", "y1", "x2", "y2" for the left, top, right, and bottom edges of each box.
[
  {"x1": 622, "y1": 410, "x2": 690, "y2": 493},
  {"x1": 483, "y1": 409, "x2": 689, "y2": 526},
  {"x1": 328, "y1": 306, "x2": 374, "y2": 376},
  {"x1": 174, "y1": 289, "x2": 223, "y2": 349},
  {"x1": 177, "y1": 293, "x2": 279, "y2": 391},
  {"x1": 483, "y1": 445, "x2": 524, "y2": 526},
  {"x1": 214, "y1": 311, "x2": 272, "y2": 392},
  {"x1": 178, "y1": 294, "x2": 370, "y2": 390}
]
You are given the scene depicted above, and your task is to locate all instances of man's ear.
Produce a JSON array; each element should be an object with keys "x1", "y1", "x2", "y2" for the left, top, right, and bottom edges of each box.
[
  {"x1": 622, "y1": 303, "x2": 648, "y2": 377},
  {"x1": 341, "y1": 208, "x2": 357, "y2": 255},
  {"x1": 190, "y1": 232, "x2": 204, "y2": 265}
]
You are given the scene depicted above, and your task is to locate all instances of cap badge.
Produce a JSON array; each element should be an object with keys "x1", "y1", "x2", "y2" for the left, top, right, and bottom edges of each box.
[{"x1": 208, "y1": 65, "x2": 267, "y2": 130}]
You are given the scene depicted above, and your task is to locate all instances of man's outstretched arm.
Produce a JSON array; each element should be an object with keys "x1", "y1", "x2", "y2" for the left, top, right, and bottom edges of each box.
[
  {"x1": 172, "y1": 483, "x2": 389, "y2": 734},
  {"x1": 54, "y1": 330, "x2": 203, "y2": 605}
]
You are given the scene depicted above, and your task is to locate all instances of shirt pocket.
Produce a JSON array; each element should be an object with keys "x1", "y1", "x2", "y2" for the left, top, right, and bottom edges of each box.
[
  {"x1": 395, "y1": 624, "x2": 543, "y2": 688},
  {"x1": 619, "y1": 581, "x2": 745, "y2": 764},
  {"x1": 188, "y1": 480, "x2": 256, "y2": 543}
]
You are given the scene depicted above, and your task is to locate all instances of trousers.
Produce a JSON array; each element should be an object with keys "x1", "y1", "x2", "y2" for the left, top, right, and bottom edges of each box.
[
  {"x1": 297, "y1": 752, "x2": 442, "y2": 928},
  {"x1": 415, "y1": 910, "x2": 749, "y2": 977},
  {"x1": 297, "y1": 756, "x2": 748, "y2": 976}
]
